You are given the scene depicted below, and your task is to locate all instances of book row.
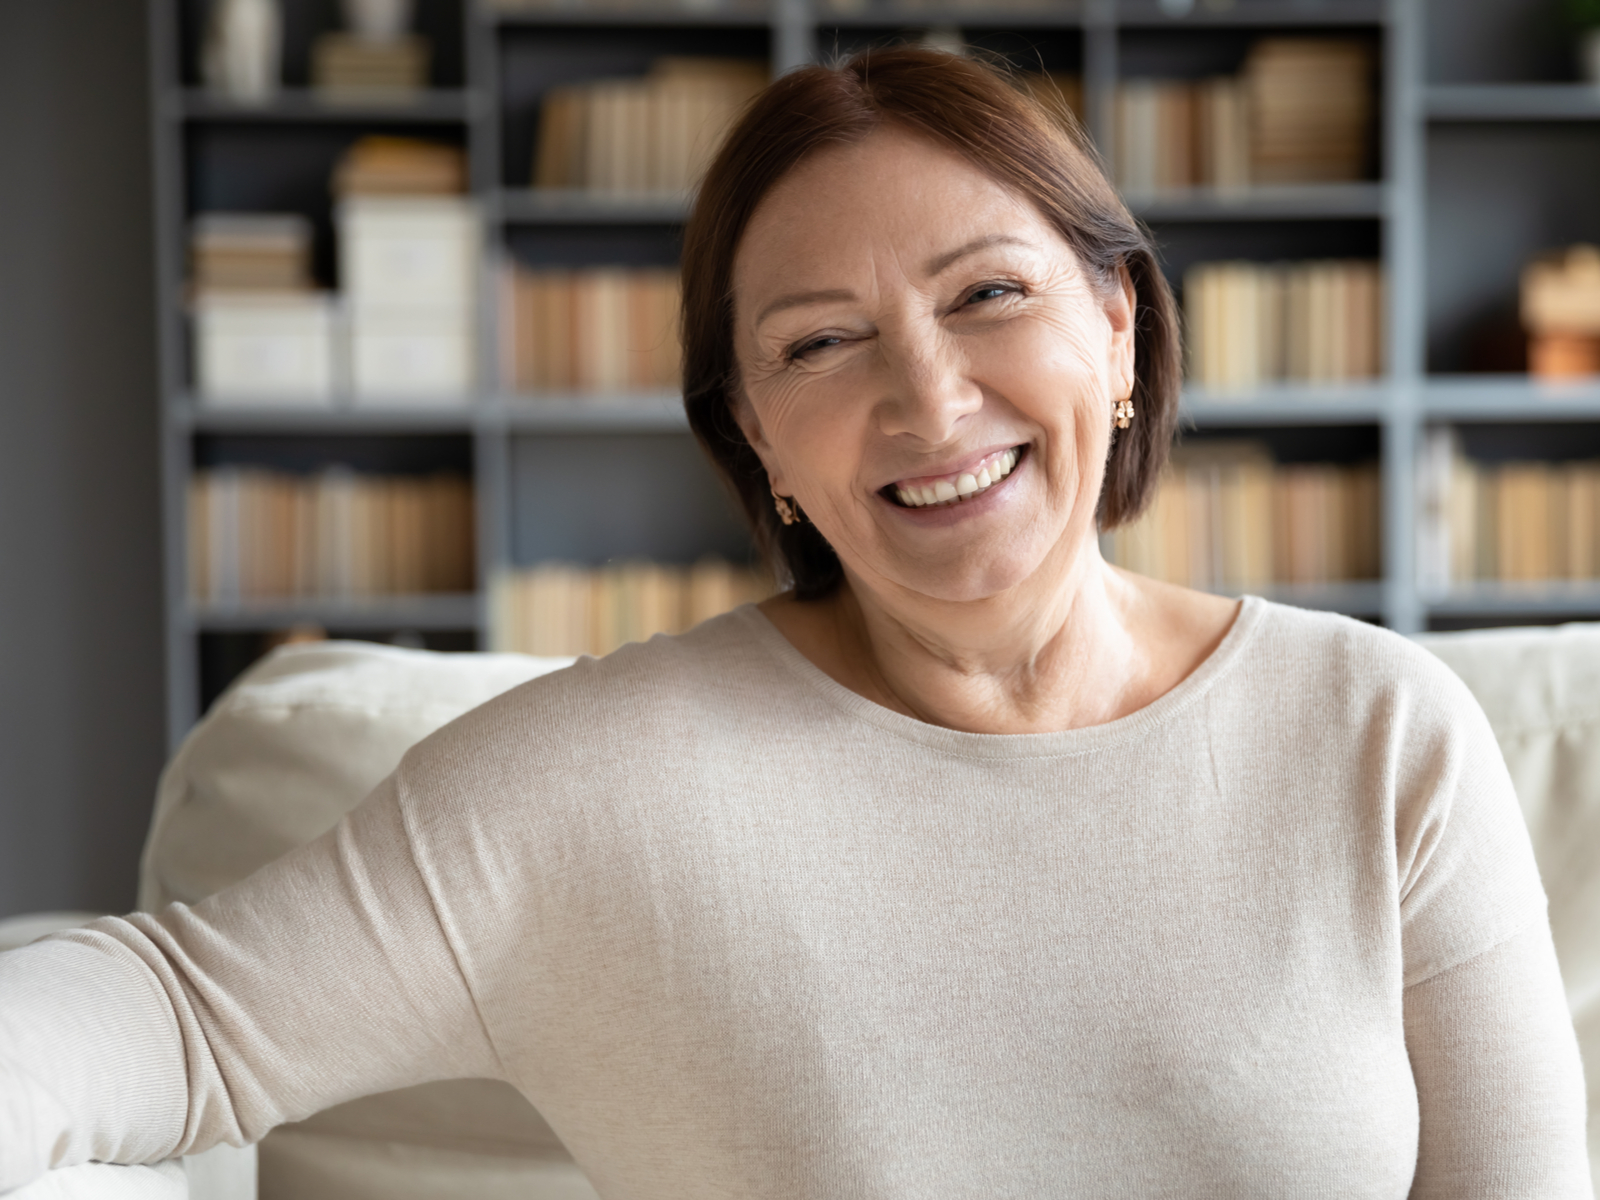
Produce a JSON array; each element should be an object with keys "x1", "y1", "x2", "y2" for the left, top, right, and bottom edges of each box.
[
  {"x1": 1115, "y1": 38, "x2": 1375, "y2": 194},
  {"x1": 1184, "y1": 259, "x2": 1384, "y2": 390},
  {"x1": 503, "y1": 266, "x2": 682, "y2": 393},
  {"x1": 1101, "y1": 444, "x2": 1381, "y2": 591},
  {"x1": 1418, "y1": 435, "x2": 1600, "y2": 586},
  {"x1": 491, "y1": 560, "x2": 772, "y2": 657},
  {"x1": 189, "y1": 467, "x2": 475, "y2": 601},
  {"x1": 534, "y1": 58, "x2": 768, "y2": 194}
]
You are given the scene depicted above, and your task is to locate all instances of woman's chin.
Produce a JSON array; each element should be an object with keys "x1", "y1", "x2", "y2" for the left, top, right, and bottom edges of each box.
[{"x1": 877, "y1": 552, "x2": 1048, "y2": 606}]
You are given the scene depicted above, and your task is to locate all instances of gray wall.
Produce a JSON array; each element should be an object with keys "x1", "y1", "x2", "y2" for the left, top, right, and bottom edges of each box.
[{"x1": 0, "y1": 0, "x2": 164, "y2": 918}]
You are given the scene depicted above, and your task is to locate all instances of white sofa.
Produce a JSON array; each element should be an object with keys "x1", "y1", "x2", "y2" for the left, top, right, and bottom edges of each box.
[{"x1": 5, "y1": 624, "x2": 1600, "y2": 1197}]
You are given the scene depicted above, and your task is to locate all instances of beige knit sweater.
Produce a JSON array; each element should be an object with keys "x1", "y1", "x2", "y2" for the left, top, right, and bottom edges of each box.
[{"x1": 0, "y1": 598, "x2": 1591, "y2": 1197}]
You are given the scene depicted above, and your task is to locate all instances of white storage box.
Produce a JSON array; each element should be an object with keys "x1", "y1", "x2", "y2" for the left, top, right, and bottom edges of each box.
[
  {"x1": 350, "y1": 308, "x2": 474, "y2": 402},
  {"x1": 195, "y1": 294, "x2": 337, "y2": 404},
  {"x1": 339, "y1": 197, "x2": 479, "y2": 312}
]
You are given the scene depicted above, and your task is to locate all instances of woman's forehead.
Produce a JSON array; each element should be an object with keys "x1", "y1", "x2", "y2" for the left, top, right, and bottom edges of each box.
[{"x1": 732, "y1": 131, "x2": 1069, "y2": 307}]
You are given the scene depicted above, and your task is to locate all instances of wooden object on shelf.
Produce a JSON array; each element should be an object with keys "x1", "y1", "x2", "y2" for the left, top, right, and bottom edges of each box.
[
  {"x1": 1244, "y1": 38, "x2": 1374, "y2": 184},
  {"x1": 312, "y1": 33, "x2": 430, "y2": 99},
  {"x1": 1523, "y1": 246, "x2": 1600, "y2": 379},
  {"x1": 1529, "y1": 334, "x2": 1600, "y2": 379}
]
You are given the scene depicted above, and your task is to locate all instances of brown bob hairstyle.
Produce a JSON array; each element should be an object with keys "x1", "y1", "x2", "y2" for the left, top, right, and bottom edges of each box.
[{"x1": 681, "y1": 45, "x2": 1181, "y2": 599}]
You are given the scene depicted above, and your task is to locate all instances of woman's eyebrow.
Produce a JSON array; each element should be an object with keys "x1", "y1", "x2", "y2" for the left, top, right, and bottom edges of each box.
[
  {"x1": 755, "y1": 288, "x2": 856, "y2": 327},
  {"x1": 924, "y1": 233, "x2": 1035, "y2": 277},
  {"x1": 752, "y1": 234, "x2": 1035, "y2": 327}
]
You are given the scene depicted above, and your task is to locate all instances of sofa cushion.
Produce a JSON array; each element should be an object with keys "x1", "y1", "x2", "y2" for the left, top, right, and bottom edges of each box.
[
  {"x1": 1417, "y1": 622, "x2": 1600, "y2": 1173},
  {"x1": 139, "y1": 641, "x2": 586, "y2": 1200},
  {"x1": 140, "y1": 641, "x2": 575, "y2": 912}
]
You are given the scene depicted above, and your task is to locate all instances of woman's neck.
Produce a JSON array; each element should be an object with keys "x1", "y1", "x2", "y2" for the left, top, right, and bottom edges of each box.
[{"x1": 760, "y1": 551, "x2": 1238, "y2": 736}]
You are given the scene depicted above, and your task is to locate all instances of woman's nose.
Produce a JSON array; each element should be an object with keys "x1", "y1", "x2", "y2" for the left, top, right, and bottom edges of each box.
[{"x1": 874, "y1": 325, "x2": 983, "y2": 444}]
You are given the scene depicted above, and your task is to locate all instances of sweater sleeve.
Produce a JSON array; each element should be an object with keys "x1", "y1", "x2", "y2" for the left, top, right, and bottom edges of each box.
[
  {"x1": 1405, "y1": 919, "x2": 1591, "y2": 1198},
  {"x1": 0, "y1": 771, "x2": 505, "y2": 1193},
  {"x1": 1385, "y1": 650, "x2": 1591, "y2": 1193}
]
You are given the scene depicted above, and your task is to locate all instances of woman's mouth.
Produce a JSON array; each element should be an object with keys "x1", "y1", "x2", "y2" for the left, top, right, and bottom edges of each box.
[{"x1": 883, "y1": 445, "x2": 1026, "y2": 509}]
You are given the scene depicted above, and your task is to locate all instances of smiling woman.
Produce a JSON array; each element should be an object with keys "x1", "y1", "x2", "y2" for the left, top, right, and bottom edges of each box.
[
  {"x1": 0, "y1": 44, "x2": 1591, "y2": 1200},
  {"x1": 683, "y1": 49, "x2": 1179, "y2": 604}
]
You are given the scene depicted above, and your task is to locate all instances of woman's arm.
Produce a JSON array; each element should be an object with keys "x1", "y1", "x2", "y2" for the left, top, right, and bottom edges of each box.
[
  {"x1": 0, "y1": 770, "x2": 505, "y2": 1192},
  {"x1": 1405, "y1": 919, "x2": 1591, "y2": 1198}
]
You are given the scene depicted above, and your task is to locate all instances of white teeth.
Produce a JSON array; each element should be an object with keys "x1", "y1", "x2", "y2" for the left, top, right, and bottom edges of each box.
[{"x1": 892, "y1": 447, "x2": 1023, "y2": 509}]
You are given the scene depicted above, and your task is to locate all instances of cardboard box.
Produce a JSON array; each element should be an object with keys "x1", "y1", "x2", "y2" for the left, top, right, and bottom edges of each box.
[
  {"x1": 194, "y1": 294, "x2": 337, "y2": 403},
  {"x1": 350, "y1": 309, "x2": 474, "y2": 402},
  {"x1": 339, "y1": 197, "x2": 479, "y2": 312}
]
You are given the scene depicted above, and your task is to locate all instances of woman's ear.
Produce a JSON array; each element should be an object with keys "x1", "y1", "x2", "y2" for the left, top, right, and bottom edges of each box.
[
  {"x1": 1105, "y1": 264, "x2": 1137, "y2": 403},
  {"x1": 731, "y1": 390, "x2": 786, "y2": 493}
]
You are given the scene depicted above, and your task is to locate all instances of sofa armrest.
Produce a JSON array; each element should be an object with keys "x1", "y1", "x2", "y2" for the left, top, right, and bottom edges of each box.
[{"x1": 7, "y1": 1161, "x2": 186, "y2": 1200}]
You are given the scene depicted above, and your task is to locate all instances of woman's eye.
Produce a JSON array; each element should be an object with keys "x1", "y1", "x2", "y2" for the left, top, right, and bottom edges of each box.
[
  {"x1": 964, "y1": 284, "x2": 1015, "y2": 306},
  {"x1": 789, "y1": 336, "x2": 841, "y2": 361}
]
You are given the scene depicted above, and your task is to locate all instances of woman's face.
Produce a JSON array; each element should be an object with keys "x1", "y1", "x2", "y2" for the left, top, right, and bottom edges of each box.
[{"x1": 731, "y1": 127, "x2": 1136, "y2": 605}]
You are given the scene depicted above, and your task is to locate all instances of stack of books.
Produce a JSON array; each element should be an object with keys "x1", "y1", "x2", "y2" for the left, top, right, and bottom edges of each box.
[
  {"x1": 1184, "y1": 259, "x2": 1384, "y2": 390},
  {"x1": 492, "y1": 559, "x2": 771, "y2": 656},
  {"x1": 1521, "y1": 244, "x2": 1600, "y2": 379},
  {"x1": 1101, "y1": 442, "x2": 1381, "y2": 591},
  {"x1": 312, "y1": 34, "x2": 430, "y2": 100},
  {"x1": 1418, "y1": 431, "x2": 1600, "y2": 588},
  {"x1": 534, "y1": 58, "x2": 767, "y2": 193},
  {"x1": 1244, "y1": 38, "x2": 1374, "y2": 184},
  {"x1": 189, "y1": 467, "x2": 475, "y2": 602},
  {"x1": 1115, "y1": 78, "x2": 1249, "y2": 194},
  {"x1": 1114, "y1": 37, "x2": 1373, "y2": 195},
  {"x1": 334, "y1": 137, "x2": 466, "y2": 195},
  {"x1": 503, "y1": 265, "x2": 681, "y2": 393},
  {"x1": 336, "y1": 138, "x2": 478, "y2": 403},
  {"x1": 190, "y1": 214, "x2": 312, "y2": 292}
]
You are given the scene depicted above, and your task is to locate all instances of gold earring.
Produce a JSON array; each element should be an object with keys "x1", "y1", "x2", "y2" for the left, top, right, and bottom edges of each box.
[
  {"x1": 1114, "y1": 399, "x2": 1135, "y2": 430},
  {"x1": 771, "y1": 485, "x2": 799, "y2": 526}
]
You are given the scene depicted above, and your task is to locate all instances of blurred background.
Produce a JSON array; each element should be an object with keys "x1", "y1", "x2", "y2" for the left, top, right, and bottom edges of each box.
[{"x1": 4, "y1": 0, "x2": 1600, "y2": 919}]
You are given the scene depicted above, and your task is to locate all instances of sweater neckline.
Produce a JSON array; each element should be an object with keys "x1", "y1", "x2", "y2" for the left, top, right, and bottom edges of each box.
[{"x1": 733, "y1": 593, "x2": 1267, "y2": 760}]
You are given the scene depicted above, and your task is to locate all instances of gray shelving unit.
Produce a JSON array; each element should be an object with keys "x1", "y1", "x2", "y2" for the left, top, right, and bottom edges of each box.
[{"x1": 149, "y1": 0, "x2": 1600, "y2": 748}]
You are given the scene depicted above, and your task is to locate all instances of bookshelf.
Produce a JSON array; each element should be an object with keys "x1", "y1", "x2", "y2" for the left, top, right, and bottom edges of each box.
[{"x1": 148, "y1": 0, "x2": 1600, "y2": 748}]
